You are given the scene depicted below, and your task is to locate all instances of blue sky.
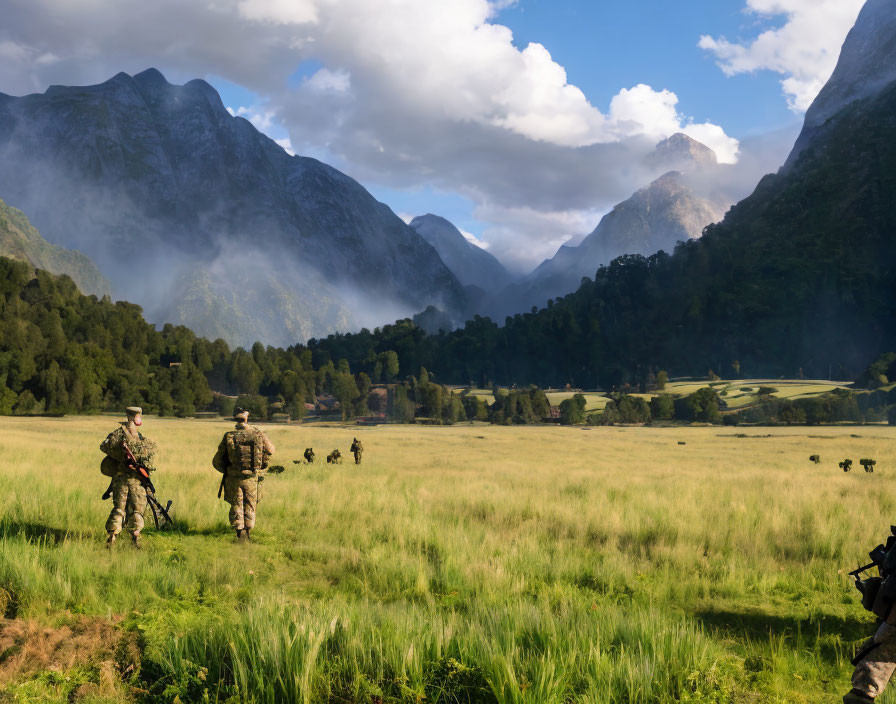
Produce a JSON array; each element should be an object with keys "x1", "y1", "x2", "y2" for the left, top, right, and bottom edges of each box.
[{"x1": 0, "y1": 0, "x2": 865, "y2": 271}]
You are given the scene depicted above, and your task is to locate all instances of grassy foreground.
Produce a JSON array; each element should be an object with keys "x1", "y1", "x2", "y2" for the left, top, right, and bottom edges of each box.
[{"x1": 0, "y1": 417, "x2": 894, "y2": 703}]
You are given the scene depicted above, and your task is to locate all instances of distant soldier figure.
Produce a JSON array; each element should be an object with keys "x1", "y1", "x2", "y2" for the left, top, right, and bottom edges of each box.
[
  {"x1": 861, "y1": 459, "x2": 877, "y2": 473},
  {"x1": 327, "y1": 449, "x2": 342, "y2": 464},
  {"x1": 212, "y1": 408, "x2": 275, "y2": 541},
  {"x1": 350, "y1": 437, "x2": 363, "y2": 465},
  {"x1": 810, "y1": 454, "x2": 821, "y2": 464},
  {"x1": 100, "y1": 406, "x2": 157, "y2": 549},
  {"x1": 304, "y1": 447, "x2": 315, "y2": 464},
  {"x1": 841, "y1": 459, "x2": 854, "y2": 472}
]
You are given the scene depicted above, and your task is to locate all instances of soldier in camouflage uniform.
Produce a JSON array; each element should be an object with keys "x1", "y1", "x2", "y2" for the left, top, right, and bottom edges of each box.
[
  {"x1": 101, "y1": 406, "x2": 157, "y2": 548},
  {"x1": 212, "y1": 408, "x2": 275, "y2": 541},
  {"x1": 845, "y1": 620, "x2": 896, "y2": 703},
  {"x1": 350, "y1": 437, "x2": 363, "y2": 465}
]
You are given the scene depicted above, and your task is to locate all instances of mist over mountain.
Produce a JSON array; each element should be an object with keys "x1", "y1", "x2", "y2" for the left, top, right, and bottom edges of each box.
[
  {"x1": 484, "y1": 134, "x2": 726, "y2": 320},
  {"x1": 0, "y1": 69, "x2": 466, "y2": 348},
  {"x1": 409, "y1": 214, "x2": 511, "y2": 293},
  {"x1": 0, "y1": 196, "x2": 109, "y2": 298}
]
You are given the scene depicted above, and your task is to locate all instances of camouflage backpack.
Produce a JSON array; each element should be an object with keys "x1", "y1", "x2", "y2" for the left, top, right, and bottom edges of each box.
[{"x1": 225, "y1": 428, "x2": 266, "y2": 477}]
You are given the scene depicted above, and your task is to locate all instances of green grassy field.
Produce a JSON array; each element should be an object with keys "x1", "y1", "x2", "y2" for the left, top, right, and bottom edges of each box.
[{"x1": 0, "y1": 416, "x2": 893, "y2": 703}]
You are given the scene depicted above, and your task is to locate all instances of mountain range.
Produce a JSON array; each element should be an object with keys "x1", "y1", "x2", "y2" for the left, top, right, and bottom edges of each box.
[
  {"x1": 0, "y1": 69, "x2": 465, "y2": 347},
  {"x1": 481, "y1": 133, "x2": 727, "y2": 319}
]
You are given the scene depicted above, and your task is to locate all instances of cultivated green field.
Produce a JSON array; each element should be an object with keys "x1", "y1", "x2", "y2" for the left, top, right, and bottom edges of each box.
[
  {"x1": 454, "y1": 379, "x2": 852, "y2": 416},
  {"x1": 0, "y1": 416, "x2": 893, "y2": 703}
]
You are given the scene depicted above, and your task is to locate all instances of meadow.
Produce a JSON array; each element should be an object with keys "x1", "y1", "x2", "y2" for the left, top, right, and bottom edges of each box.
[{"x1": 0, "y1": 416, "x2": 894, "y2": 703}]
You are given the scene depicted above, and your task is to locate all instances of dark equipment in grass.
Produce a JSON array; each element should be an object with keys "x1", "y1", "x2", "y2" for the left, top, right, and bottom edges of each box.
[
  {"x1": 861, "y1": 458, "x2": 877, "y2": 473},
  {"x1": 846, "y1": 526, "x2": 896, "y2": 667},
  {"x1": 841, "y1": 459, "x2": 854, "y2": 472},
  {"x1": 102, "y1": 444, "x2": 173, "y2": 529},
  {"x1": 267, "y1": 465, "x2": 286, "y2": 474},
  {"x1": 809, "y1": 454, "x2": 821, "y2": 464}
]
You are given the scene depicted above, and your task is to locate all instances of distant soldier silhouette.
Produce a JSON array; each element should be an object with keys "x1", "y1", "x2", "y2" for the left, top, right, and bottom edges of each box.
[
  {"x1": 100, "y1": 406, "x2": 157, "y2": 549},
  {"x1": 350, "y1": 437, "x2": 363, "y2": 465},
  {"x1": 212, "y1": 408, "x2": 275, "y2": 541},
  {"x1": 304, "y1": 447, "x2": 315, "y2": 464},
  {"x1": 327, "y1": 449, "x2": 342, "y2": 464}
]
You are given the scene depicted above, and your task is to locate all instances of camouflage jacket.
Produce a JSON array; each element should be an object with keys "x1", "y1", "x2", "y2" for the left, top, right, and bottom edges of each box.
[
  {"x1": 351, "y1": 440, "x2": 363, "y2": 453},
  {"x1": 213, "y1": 424, "x2": 275, "y2": 478},
  {"x1": 100, "y1": 426, "x2": 158, "y2": 476}
]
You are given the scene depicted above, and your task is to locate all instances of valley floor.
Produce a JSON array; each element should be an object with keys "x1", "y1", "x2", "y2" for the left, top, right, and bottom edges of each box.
[{"x1": 0, "y1": 417, "x2": 894, "y2": 703}]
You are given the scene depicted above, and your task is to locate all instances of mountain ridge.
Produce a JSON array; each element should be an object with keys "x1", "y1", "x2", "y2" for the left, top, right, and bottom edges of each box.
[{"x1": 409, "y1": 214, "x2": 511, "y2": 293}]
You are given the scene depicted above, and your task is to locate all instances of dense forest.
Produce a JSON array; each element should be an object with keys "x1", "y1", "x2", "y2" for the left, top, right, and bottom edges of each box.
[{"x1": 2, "y1": 253, "x2": 895, "y2": 425}]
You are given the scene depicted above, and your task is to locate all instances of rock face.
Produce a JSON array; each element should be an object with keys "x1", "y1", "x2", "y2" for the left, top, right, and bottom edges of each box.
[
  {"x1": 646, "y1": 133, "x2": 718, "y2": 172},
  {"x1": 409, "y1": 214, "x2": 511, "y2": 292},
  {"x1": 0, "y1": 196, "x2": 110, "y2": 297},
  {"x1": 486, "y1": 166, "x2": 725, "y2": 319},
  {"x1": 0, "y1": 69, "x2": 465, "y2": 347},
  {"x1": 789, "y1": 0, "x2": 896, "y2": 164}
]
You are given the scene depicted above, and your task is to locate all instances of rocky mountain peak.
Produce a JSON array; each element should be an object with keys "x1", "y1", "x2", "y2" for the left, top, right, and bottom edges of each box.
[{"x1": 647, "y1": 133, "x2": 717, "y2": 172}]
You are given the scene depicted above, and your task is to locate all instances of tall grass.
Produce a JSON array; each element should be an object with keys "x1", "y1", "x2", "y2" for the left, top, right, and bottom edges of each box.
[{"x1": 0, "y1": 416, "x2": 894, "y2": 701}]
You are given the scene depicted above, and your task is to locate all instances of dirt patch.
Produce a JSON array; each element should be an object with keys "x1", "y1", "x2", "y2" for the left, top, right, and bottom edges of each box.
[{"x1": 0, "y1": 615, "x2": 139, "y2": 682}]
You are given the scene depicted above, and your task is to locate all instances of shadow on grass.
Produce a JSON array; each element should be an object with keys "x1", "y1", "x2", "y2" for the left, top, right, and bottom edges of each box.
[
  {"x1": 0, "y1": 518, "x2": 233, "y2": 543},
  {"x1": 0, "y1": 520, "x2": 89, "y2": 544},
  {"x1": 695, "y1": 607, "x2": 871, "y2": 662}
]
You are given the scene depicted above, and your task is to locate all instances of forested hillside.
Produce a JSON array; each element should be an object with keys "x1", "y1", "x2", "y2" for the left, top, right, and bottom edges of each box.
[
  {"x1": 0, "y1": 257, "x2": 327, "y2": 416},
  {"x1": 0, "y1": 197, "x2": 109, "y2": 298}
]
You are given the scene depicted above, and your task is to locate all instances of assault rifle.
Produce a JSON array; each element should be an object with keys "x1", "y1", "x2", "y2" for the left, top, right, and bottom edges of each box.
[
  {"x1": 849, "y1": 527, "x2": 896, "y2": 664},
  {"x1": 101, "y1": 443, "x2": 173, "y2": 529}
]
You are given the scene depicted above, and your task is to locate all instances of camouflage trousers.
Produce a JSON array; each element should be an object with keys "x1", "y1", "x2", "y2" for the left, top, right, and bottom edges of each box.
[
  {"x1": 105, "y1": 475, "x2": 147, "y2": 536},
  {"x1": 353, "y1": 451, "x2": 362, "y2": 465},
  {"x1": 224, "y1": 476, "x2": 260, "y2": 531},
  {"x1": 851, "y1": 634, "x2": 896, "y2": 698}
]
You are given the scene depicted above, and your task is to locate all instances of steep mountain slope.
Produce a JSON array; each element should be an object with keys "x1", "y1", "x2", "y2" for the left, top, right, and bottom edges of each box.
[
  {"x1": 409, "y1": 214, "x2": 511, "y2": 292},
  {"x1": 790, "y1": 0, "x2": 896, "y2": 163},
  {"x1": 0, "y1": 197, "x2": 109, "y2": 297},
  {"x1": 0, "y1": 69, "x2": 465, "y2": 347},
  {"x1": 487, "y1": 159, "x2": 725, "y2": 319}
]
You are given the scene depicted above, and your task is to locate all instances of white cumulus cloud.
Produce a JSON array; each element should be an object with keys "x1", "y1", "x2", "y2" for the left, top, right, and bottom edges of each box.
[
  {"x1": 0, "y1": 0, "x2": 757, "y2": 270},
  {"x1": 699, "y1": 0, "x2": 865, "y2": 112}
]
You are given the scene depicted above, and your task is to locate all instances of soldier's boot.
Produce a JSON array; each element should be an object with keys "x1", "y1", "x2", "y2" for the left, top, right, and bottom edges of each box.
[
  {"x1": 131, "y1": 532, "x2": 142, "y2": 549},
  {"x1": 244, "y1": 528, "x2": 251, "y2": 542},
  {"x1": 236, "y1": 529, "x2": 247, "y2": 542},
  {"x1": 844, "y1": 689, "x2": 876, "y2": 703},
  {"x1": 105, "y1": 532, "x2": 117, "y2": 549}
]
